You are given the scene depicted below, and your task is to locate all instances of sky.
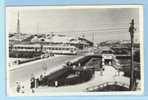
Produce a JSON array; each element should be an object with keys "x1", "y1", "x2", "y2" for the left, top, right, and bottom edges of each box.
[{"x1": 6, "y1": 6, "x2": 142, "y2": 43}]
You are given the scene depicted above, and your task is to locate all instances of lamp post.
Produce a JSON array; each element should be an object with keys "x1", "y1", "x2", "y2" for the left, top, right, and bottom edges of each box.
[{"x1": 129, "y1": 19, "x2": 136, "y2": 91}]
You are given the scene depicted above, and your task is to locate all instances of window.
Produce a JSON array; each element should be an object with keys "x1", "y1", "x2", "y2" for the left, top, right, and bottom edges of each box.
[
  {"x1": 48, "y1": 47, "x2": 51, "y2": 50},
  {"x1": 66, "y1": 48, "x2": 69, "y2": 50}
]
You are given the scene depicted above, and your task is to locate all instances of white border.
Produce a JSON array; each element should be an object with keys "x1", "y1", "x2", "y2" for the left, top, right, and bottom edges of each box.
[{"x1": 6, "y1": 5, "x2": 144, "y2": 96}]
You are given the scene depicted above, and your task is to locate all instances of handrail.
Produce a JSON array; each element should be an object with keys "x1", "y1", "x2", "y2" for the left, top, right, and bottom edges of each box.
[{"x1": 86, "y1": 81, "x2": 129, "y2": 91}]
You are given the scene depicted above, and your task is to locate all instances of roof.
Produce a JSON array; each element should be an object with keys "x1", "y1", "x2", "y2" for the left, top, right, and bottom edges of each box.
[
  {"x1": 50, "y1": 35, "x2": 73, "y2": 43},
  {"x1": 30, "y1": 34, "x2": 93, "y2": 46},
  {"x1": 43, "y1": 45, "x2": 76, "y2": 48},
  {"x1": 13, "y1": 44, "x2": 41, "y2": 47},
  {"x1": 9, "y1": 34, "x2": 31, "y2": 41}
]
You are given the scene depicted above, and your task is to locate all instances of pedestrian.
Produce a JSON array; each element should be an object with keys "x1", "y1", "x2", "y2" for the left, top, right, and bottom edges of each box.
[
  {"x1": 102, "y1": 59, "x2": 105, "y2": 66},
  {"x1": 36, "y1": 78, "x2": 39, "y2": 88},
  {"x1": 109, "y1": 61, "x2": 112, "y2": 66},
  {"x1": 16, "y1": 82, "x2": 21, "y2": 93},
  {"x1": 39, "y1": 74, "x2": 43, "y2": 85},
  {"x1": 78, "y1": 63, "x2": 81, "y2": 67},
  {"x1": 55, "y1": 81, "x2": 58, "y2": 87},
  {"x1": 21, "y1": 86, "x2": 25, "y2": 93},
  {"x1": 118, "y1": 69, "x2": 120, "y2": 76},
  {"x1": 72, "y1": 65, "x2": 76, "y2": 69},
  {"x1": 100, "y1": 68, "x2": 103, "y2": 76},
  {"x1": 114, "y1": 70, "x2": 118, "y2": 77},
  {"x1": 30, "y1": 74, "x2": 35, "y2": 93}
]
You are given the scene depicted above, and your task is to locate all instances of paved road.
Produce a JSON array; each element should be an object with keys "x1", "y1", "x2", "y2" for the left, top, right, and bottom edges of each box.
[
  {"x1": 34, "y1": 65, "x2": 129, "y2": 93},
  {"x1": 9, "y1": 65, "x2": 130, "y2": 95},
  {"x1": 9, "y1": 55, "x2": 79, "y2": 87}
]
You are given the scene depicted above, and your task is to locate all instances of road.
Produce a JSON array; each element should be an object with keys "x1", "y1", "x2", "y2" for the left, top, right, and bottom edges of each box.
[
  {"x1": 35, "y1": 65, "x2": 129, "y2": 93},
  {"x1": 9, "y1": 65, "x2": 131, "y2": 96},
  {"x1": 9, "y1": 55, "x2": 79, "y2": 87}
]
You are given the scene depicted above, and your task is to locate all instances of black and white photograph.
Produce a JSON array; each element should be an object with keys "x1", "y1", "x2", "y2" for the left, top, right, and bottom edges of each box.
[{"x1": 6, "y1": 5, "x2": 144, "y2": 96}]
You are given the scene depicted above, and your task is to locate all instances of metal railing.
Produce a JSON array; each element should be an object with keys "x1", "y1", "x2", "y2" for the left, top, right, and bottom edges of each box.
[{"x1": 86, "y1": 81, "x2": 129, "y2": 91}]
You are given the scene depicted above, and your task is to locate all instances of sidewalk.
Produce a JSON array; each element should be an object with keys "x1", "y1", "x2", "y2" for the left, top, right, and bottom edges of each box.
[
  {"x1": 8, "y1": 55, "x2": 64, "y2": 71},
  {"x1": 9, "y1": 65, "x2": 132, "y2": 96}
]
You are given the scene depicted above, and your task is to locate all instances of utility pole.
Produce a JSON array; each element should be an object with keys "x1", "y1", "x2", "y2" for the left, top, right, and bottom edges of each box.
[{"x1": 129, "y1": 19, "x2": 136, "y2": 91}]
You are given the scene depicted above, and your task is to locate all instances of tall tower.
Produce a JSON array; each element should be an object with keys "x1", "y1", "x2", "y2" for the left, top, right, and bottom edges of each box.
[{"x1": 17, "y1": 11, "x2": 20, "y2": 34}]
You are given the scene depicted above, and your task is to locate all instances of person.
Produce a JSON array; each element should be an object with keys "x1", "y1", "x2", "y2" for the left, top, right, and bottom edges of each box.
[
  {"x1": 36, "y1": 78, "x2": 39, "y2": 88},
  {"x1": 72, "y1": 65, "x2": 76, "y2": 69},
  {"x1": 100, "y1": 68, "x2": 103, "y2": 76},
  {"x1": 109, "y1": 61, "x2": 112, "y2": 66},
  {"x1": 100, "y1": 60, "x2": 104, "y2": 76},
  {"x1": 16, "y1": 82, "x2": 21, "y2": 93},
  {"x1": 78, "y1": 63, "x2": 81, "y2": 67},
  {"x1": 30, "y1": 74, "x2": 35, "y2": 93},
  {"x1": 21, "y1": 86, "x2": 25, "y2": 93},
  {"x1": 76, "y1": 71, "x2": 80, "y2": 76},
  {"x1": 39, "y1": 74, "x2": 43, "y2": 86},
  {"x1": 55, "y1": 81, "x2": 58, "y2": 87},
  {"x1": 102, "y1": 59, "x2": 105, "y2": 66},
  {"x1": 117, "y1": 69, "x2": 120, "y2": 76},
  {"x1": 114, "y1": 69, "x2": 119, "y2": 77}
]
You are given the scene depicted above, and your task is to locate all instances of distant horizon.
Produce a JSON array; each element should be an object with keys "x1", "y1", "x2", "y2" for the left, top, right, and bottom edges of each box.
[
  {"x1": 9, "y1": 32, "x2": 140, "y2": 44},
  {"x1": 7, "y1": 6, "x2": 142, "y2": 43}
]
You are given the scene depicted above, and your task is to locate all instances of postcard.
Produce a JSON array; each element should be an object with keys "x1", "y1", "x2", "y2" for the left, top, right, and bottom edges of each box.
[{"x1": 6, "y1": 5, "x2": 144, "y2": 96}]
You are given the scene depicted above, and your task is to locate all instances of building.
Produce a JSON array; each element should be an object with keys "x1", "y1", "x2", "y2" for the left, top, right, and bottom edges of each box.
[
  {"x1": 31, "y1": 34, "x2": 93, "y2": 49},
  {"x1": 9, "y1": 43, "x2": 78, "y2": 58},
  {"x1": 101, "y1": 47, "x2": 115, "y2": 65}
]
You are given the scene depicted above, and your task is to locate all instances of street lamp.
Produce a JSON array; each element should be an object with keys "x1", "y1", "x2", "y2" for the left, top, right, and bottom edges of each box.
[{"x1": 129, "y1": 19, "x2": 136, "y2": 91}]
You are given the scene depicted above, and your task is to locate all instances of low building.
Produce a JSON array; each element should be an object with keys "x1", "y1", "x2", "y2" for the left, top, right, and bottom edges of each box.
[
  {"x1": 9, "y1": 43, "x2": 78, "y2": 58},
  {"x1": 30, "y1": 34, "x2": 93, "y2": 49}
]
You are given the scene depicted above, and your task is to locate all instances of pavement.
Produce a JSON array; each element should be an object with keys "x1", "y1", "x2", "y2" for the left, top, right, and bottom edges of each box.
[
  {"x1": 8, "y1": 65, "x2": 132, "y2": 96},
  {"x1": 8, "y1": 55, "x2": 79, "y2": 91},
  {"x1": 7, "y1": 49, "x2": 142, "y2": 96}
]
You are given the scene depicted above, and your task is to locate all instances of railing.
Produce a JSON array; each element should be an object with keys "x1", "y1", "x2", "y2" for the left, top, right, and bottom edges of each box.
[
  {"x1": 11, "y1": 56, "x2": 41, "y2": 65},
  {"x1": 86, "y1": 81, "x2": 129, "y2": 91}
]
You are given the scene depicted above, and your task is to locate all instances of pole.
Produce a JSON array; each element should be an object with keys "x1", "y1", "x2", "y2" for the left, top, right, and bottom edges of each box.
[
  {"x1": 129, "y1": 19, "x2": 135, "y2": 91},
  {"x1": 130, "y1": 33, "x2": 134, "y2": 90}
]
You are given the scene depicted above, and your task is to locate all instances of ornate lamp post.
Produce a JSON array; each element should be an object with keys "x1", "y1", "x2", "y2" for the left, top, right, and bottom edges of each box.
[{"x1": 129, "y1": 19, "x2": 136, "y2": 90}]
